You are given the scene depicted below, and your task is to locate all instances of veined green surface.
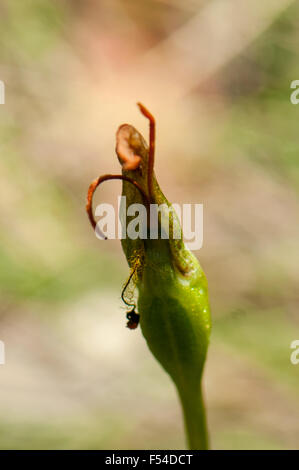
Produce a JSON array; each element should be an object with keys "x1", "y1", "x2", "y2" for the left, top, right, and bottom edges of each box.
[{"x1": 120, "y1": 124, "x2": 211, "y2": 449}]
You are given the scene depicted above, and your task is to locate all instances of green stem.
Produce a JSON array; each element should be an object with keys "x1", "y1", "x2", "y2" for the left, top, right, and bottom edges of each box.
[{"x1": 178, "y1": 386, "x2": 209, "y2": 450}]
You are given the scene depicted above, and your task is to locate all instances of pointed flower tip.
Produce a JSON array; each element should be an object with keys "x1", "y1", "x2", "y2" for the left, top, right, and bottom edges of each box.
[{"x1": 137, "y1": 102, "x2": 155, "y2": 125}]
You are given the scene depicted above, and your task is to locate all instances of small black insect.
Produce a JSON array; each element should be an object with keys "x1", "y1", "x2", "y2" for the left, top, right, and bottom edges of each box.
[{"x1": 126, "y1": 308, "x2": 140, "y2": 330}]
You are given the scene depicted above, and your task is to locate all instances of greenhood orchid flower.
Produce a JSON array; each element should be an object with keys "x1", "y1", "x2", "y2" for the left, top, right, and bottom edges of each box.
[{"x1": 86, "y1": 104, "x2": 211, "y2": 450}]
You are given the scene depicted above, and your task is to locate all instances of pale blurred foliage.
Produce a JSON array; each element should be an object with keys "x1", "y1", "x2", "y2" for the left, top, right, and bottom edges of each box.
[{"x1": 0, "y1": 0, "x2": 299, "y2": 449}]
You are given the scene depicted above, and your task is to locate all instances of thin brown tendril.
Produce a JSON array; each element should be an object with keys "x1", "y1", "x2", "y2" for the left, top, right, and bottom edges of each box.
[
  {"x1": 121, "y1": 265, "x2": 137, "y2": 309},
  {"x1": 137, "y1": 103, "x2": 155, "y2": 202},
  {"x1": 86, "y1": 174, "x2": 149, "y2": 239},
  {"x1": 122, "y1": 262, "x2": 140, "y2": 329}
]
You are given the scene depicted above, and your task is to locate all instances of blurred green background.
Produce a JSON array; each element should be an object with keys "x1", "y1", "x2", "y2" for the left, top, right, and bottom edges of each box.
[{"x1": 0, "y1": 0, "x2": 299, "y2": 449}]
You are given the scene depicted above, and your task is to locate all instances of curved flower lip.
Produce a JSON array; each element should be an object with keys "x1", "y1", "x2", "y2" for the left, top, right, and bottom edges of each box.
[{"x1": 116, "y1": 124, "x2": 142, "y2": 171}]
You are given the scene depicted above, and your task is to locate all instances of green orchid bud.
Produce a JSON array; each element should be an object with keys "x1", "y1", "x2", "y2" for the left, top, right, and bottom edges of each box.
[{"x1": 87, "y1": 104, "x2": 211, "y2": 450}]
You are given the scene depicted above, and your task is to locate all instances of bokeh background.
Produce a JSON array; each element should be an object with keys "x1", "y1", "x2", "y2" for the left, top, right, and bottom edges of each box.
[{"x1": 0, "y1": 0, "x2": 299, "y2": 450}]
